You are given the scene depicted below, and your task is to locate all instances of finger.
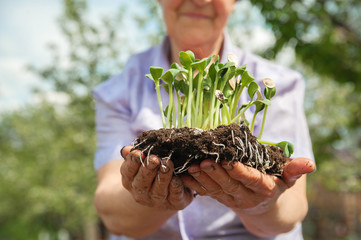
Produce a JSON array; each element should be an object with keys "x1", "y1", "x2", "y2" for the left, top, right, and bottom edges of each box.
[
  {"x1": 130, "y1": 154, "x2": 160, "y2": 203},
  {"x1": 120, "y1": 145, "x2": 133, "y2": 159},
  {"x1": 120, "y1": 149, "x2": 143, "y2": 189},
  {"x1": 149, "y1": 158, "x2": 174, "y2": 203},
  {"x1": 181, "y1": 174, "x2": 207, "y2": 196},
  {"x1": 282, "y1": 157, "x2": 315, "y2": 187},
  {"x1": 168, "y1": 176, "x2": 191, "y2": 210},
  {"x1": 201, "y1": 160, "x2": 250, "y2": 197},
  {"x1": 224, "y1": 161, "x2": 277, "y2": 198},
  {"x1": 188, "y1": 161, "x2": 223, "y2": 197}
]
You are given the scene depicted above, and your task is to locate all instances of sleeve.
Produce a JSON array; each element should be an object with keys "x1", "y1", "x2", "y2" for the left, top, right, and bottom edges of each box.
[
  {"x1": 92, "y1": 61, "x2": 139, "y2": 170},
  {"x1": 93, "y1": 98, "x2": 137, "y2": 170}
]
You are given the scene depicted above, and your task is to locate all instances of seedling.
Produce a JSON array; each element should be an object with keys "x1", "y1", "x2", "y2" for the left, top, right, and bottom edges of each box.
[
  {"x1": 135, "y1": 51, "x2": 294, "y2": 176},
  {"x1": 145, "y1": 51, "x2": 293, "y2": 157}
]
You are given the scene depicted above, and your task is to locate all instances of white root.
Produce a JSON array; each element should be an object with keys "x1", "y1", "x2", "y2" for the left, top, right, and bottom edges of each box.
[
  {"x1": 255, "y1": 144, "x2": 263, "y2": 166},
  {"x1": 146, "y1": 145, "x2": 154, "y2": 166},
  {"x1": 139, "y1": 145, "x2": 151, "y2": 167},
  {"x1": 174, "y1": 156, "x2": 194, "y2": 174},
  {"x1": 202, "y1": 150, "x2": 220, "y2": 163},
  {"x1": 163, "y1": 151, "x2": 174, "y2": 164},
  {"x1": 231, "y1": 130, "x2": 235, "y2": 145},
  {"x1": 244, "y1": 130, "x2": 248, "y2": 149},
  {"x1": 133, "y1": 138, "x2": 147, "y2": 149},
  {"x1": 166, "y1": 129, "x2": 175, "y2": 142},
  {"x1": 246, "y1": 142, "x2": 253, "y2": 161},
  {"x1": 212, "y1": 142, "x2": 226, "y2": 149},
  {"x1": 235, "y1": 136, "x2": 246, "y2": 160},
  {"x1": 130, "y1": 137, "x2": 139, "y2": 146}
]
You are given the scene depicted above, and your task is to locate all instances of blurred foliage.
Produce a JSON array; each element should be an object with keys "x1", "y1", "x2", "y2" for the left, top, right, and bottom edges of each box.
[
  {"x1": 0, "y1": 104, "x2": 96, "y2": 239},
  {"x1": 1, "y1": 0, "x2": 361, "y2": 239},
  {"x1": 0, "y1": 0, "x2": 133, "y2": 238},
  {"x1": 250, "y1": 0, "x2": 361, "y2": 91}
]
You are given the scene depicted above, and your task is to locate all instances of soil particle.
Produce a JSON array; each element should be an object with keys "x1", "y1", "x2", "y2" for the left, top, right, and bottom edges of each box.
[{"x1": 132, "y1": 123, "x2": 285, "y2": 176}]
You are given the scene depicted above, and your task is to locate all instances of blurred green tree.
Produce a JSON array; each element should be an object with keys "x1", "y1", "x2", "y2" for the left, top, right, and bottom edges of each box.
[
  {"x1": 0, "y1": 0, "x2": 140, "y2": 238},
  {"x1": 249, "y1": 0, "x2": 361, "y2": 90}
]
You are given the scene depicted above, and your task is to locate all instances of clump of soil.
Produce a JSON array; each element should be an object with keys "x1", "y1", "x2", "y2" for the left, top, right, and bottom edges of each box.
[{"x1": 132, "y1": 123, "x2": 285, "y2": 176}]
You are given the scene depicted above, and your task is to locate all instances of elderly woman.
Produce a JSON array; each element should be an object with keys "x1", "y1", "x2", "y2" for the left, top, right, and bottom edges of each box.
[{"x1": 93, "y1": 0, "x2": 315, "y2": 239}]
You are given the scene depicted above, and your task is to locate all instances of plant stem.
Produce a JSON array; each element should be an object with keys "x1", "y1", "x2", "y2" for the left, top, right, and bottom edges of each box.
[
  {"x1": 221, "y1": 105, "x2": 231, "y2": 124},
  {"x1": 230, "y1": 103, "x2": 252, "y2": 123},
  {"x1": 257, "y1": 139, "x2": 276, "y2": 146},
  {"x1": 186, "y1": 68, "x2": 193, "y2": 127},
  {"x1": 155, "y1": 81, "x2": 166, "y2": 128},
  {"x1": 166, "y1": 84, "x2": 174, "y2": 128},
  {"x1": 209, "y1": 74, "x2": 219, "y2": 129},
  {"x1": 250, "y1": 113, "x2": 257, "y2": 133},
  {"x1": 258, "y1": 106, "x2": 268, "y2": 139},
  {"x1": 176, "y1": 90, "x2": 182, "y2": 128},
  {"x1": 195, "y1": 73, "x2": 203, "y2": 128},
  {"x1": 231, "y1": 85, "x2": 245, "y2": 118}
]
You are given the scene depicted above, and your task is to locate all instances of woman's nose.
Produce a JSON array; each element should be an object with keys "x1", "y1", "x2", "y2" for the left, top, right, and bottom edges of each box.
[{"x1": 191, "y1": 0, "x2": 213, "y2": 6}]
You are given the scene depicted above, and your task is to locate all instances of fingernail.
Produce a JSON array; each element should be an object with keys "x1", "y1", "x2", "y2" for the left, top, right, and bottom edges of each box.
[
  {"x1": 120, "y1": 146, "x2": 127, "y2": 158},
  {"x1": 146, "y1": 156, "x2": 159, "y2": 170},
  {"x1": 190, "y1": 171, "x2": 201, "y2": 177},
  {"x1": 131, "y1": 154, "x2": 140, "y2": 163},
  {"x1": 201, "y1": 165, "x2": 215, "y2": 172},
  {"x1": 171, "y1": 178, "x2": 182, "y2": 187}
]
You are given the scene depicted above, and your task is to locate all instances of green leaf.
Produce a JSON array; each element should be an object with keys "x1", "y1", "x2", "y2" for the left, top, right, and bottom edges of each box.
[
  {"x1": 186, "y1": 50, "x2": 195, "y2": 62},
  {"x1": 145, "y1": 73, "x2": 154, "y2": 81},
  {"x1": 161, "y1": 69, "x2": 179, "y2": 85},
  {"x1": 255, "y1": 99, "x2": 271, "y2": 106},
  {"x1": 276, "y1": 141, "x2": 294, "y2": 158},
  {"x1": 219, "y1": 66, "x2": 235, "y2": 82},
  {"x1": 238, "y1": 103, "x2": 249, "y2": 113},
  {"x1": 163, "y1": 105, "x2": 172, "y2": 121},
  {"x1": 224, "y1": 89, "x2": 234, "y2": 98},
  {"x1": 206, "y1": 55, "x2": 215, "y2": 66},
  {"x1": 264, "y1": 87, "x2": 276, "y2": 100},
  {"x1": 180, "y1": 80, "x2": 189, "y2": 94},
  {"x1": 208, "y1": 63, "x2": 218, "y2": 82},
  {"x1": 170, "y1": 62, "x2": 180, "y2": 69},
  {"x1": 248, "y1": 82, "x2": 260, "y2": 100},
  {"x1": 149, "y1": 66, "x2": 163, "y2": 80},
  {"x1": 221, "y1": 61, "x2": 235, "y2": 70},
  {"x1": 191, "y1": 58, "x2": 207, "y2": 73},
  {"x1": 253, "y1": 99, "x2": 271, "y2": 113},
  {"x1": 179, "y1": 51, "x2": 195, "y2": 67},
  {"x1": 235, "y1": 64, "x2": 247, "y2": 77},
  {"x1": 240, "y1": 70, "x2": 255, "y2": 87}
]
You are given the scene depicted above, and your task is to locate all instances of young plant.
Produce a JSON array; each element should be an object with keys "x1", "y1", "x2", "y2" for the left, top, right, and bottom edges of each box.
[{"x1": 145, "y1": 51, "x2": 294, "y2": 158}]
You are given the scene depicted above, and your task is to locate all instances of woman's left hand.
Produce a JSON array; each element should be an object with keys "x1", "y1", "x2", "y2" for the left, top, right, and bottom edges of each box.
[{"x1": 181, "y1": 157, "x2": 315, "y2": 213}]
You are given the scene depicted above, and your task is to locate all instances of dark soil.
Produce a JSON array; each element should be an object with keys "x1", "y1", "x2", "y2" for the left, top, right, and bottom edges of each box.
[{"x1": 132, "y1": 123, "x2": 286, "y2": 176}]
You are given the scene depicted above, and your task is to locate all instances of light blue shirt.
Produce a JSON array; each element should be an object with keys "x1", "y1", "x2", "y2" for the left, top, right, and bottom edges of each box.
[{"x1": 93, "y1": 34, "x2": 314, "y2": 240}]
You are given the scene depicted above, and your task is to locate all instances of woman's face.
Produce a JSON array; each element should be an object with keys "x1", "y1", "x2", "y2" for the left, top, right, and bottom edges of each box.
[{"x1": 159, "y1": 0, "x2": 235, "y2": 49}]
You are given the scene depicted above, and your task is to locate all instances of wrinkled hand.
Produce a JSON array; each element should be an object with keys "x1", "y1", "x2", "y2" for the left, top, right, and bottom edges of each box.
[
  {"x1": 120, "y1": 146, "x2": 193, "y2": 211},
  {"x1": 181, "y1": 158, "x2": 315, "y2": 213}
]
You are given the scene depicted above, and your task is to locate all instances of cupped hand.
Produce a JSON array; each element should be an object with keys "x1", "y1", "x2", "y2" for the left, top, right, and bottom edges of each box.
[
  {"x1": 181, "y1": 157, "x2": 315, "y2": 213},
  {"x1": 120, "y1": 145, "x2": 193, "y2": 211}
]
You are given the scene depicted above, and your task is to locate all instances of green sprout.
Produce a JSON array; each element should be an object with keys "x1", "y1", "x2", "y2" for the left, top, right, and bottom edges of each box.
[{"x1": 146, "y1": 51, "x2": 294, "y2": 158}]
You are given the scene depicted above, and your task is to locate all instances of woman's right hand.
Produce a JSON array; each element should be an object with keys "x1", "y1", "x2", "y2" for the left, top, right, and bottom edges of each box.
[{"x1": 120, "y1": 145, "x2": 193, "y2": 210}]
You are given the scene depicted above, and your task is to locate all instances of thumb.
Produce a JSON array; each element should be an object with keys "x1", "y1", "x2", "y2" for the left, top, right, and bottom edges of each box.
[
  {"x1": 282, "y1": 157, "x2": 315, "y2": 187},
  {"x1": 120, "y1": 145, "x2": 134, "y2": 159}
]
